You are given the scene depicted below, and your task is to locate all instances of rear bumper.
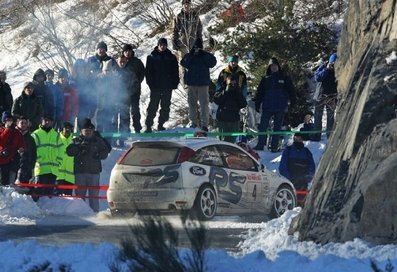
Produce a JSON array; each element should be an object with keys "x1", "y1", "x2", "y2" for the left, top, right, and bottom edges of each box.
[{"x1": 107, "y1": 188, "x2": 196, "y2": 212}]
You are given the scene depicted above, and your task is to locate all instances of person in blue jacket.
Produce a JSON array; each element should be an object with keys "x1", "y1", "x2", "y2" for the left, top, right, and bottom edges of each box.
[
  {"x1": 180, "y1": 38, "x2": 217, "y2": 131},
  {"x1": 279, "y1": 132, "x2": 315, "y2": 190},
  {"x1": 254, "y1": 57, "x2": 296, "y2": 152},
  {"x1": 313, "y1": 53, "x2": 338, "y2": 141}
]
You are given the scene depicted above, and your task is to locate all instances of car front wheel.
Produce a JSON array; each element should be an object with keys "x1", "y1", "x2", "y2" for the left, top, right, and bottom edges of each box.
[
  {"x1": 271, "y1": 185, "x2": 296, "y2": 218},
  {"x1": 192, "y1": 185, "x2": 217, "y2": 220}
]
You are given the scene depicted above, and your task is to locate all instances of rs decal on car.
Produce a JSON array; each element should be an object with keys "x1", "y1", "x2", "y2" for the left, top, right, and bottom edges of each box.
[{"x1": 209, "y1": 167, "x2": 246, "y2": 204}]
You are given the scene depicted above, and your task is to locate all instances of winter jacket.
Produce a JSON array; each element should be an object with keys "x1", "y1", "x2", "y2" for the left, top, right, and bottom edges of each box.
[
  {"x1": 180, "y1": 50, "x2": 217, "y2": 86},
  {"x1": 145, "y1": 47, "x2": 179, "y2": 90},
  {"x1": 0, "y1": 126, "x2": 25, "y2": 165},
  {"x1": 45, "y1": 81, "x2": 64, "y2": 122},
  {"x1": 12, "y1": 128, "x2": 36, "y2": 182},
  {"x1": 255, "y1": 66, "x2": 296, "y2": 112},
  {"x1": 314, "y1": 64, "x2": 337, "y2": 96},
  {"x1": 56, "y1": 82, "x2": 79, "y2": 122},
  {"x1": 33, "y1": 69, "x2": 55, "y2": 119},
  {"x1": 172, "y1": 9, "x2": 203, "y2": 51},
  {"x1": 31, "y1": 126, "x2": 60, "y2": 176},
  {"x1": 216, "y1": 65, "x2": 248, "y2": 97},
  {"x1": 12, "y1": 92, "x2": 43, "y2": 130},
  {"x1": 87, "y1": 54, "x2": 115, "y2": 75},
  {"x1": 279, "y1": 142, "x2": 315, "y2": 189},
  {"x1": 124, "y1": 56, "x2": 145, "y2": 96},
  {"x1": 66, "y1": 134, "x2": 109, "y2": 174},
  {"x1": 214, "y1": 85, "x2": 247, "y2": 122},
  {"x1": 0, "y1": 82, "x2": 13, "y2": 114},
  {"x1": 56, "y1": 133, "x2": 74, "y2": 183}
]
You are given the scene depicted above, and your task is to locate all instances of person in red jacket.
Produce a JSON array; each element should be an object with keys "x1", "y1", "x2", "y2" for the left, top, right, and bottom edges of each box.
[
  {"x1": 0, "y1": 112, "x2": 25, "y2": 185},
  {"x1": 56, "y1": 68, "x2": 79, "y2": 124}
]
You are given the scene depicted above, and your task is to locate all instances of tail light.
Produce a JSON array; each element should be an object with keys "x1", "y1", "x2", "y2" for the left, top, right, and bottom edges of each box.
[
  {"x1": 177, "y1": 147, "x2": 195, "y2": 163},
  {"x1": 116, "y1": 147, "x2": 133, "y2": 164}
]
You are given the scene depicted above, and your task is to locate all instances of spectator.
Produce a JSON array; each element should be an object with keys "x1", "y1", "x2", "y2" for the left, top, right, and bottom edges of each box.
[
  {"x1": 12, "y1": 82, "x2": 43, "y2": 131},
  {"x1": 214, "y1": 74, "x2": 247, "y2": 143},
  {"x1": 33, "y1": 68, "x2": 55, "y2": 120},
  {"x1": 216, "y1": 55, "x2": 248, "y2": 97},
  {"x1": 144, "y1": 38, "x2": 179, "y2": 132},
  {"x1": 87, "y1": 41, "x2": 116, "y2": 128},
  {"x1": 31, "y1": 115, "x2": 60, "y2": 197},
  {"x1": 112, "y1": 55, "x2": 131, "y2": 147},
  {"x1": 66, "y1": 118, "x2": 109, "y2": 212},
  {"x1": 0, "y1": 112, "x2": 25, "y2": 185},
  {"x1": 0, "y1": 70, "x2": 14, "y2": 114},
  {"x1": 313, "y1": 53, "x2": 338, "y2": 141},
  {"x1": 254, "y1": 57, "x2": 296, "y2": 152},
  {"x1": 172, "y1": 0, "x2": 203, "y2": 82},
  {"x1": 10, "y1": 116, "x2": 36, "y2": 185},
  {"x1": 45, "y1": 69, "x2": 64, "y2": 129},
  {"x1": 300, "y1": 111, "x2": 316, "y2": 141},
  {"x1": 235, "y1": 135, "x2": 260, "y2": 161},
  {"x1": 56, "y1": 68, "x2": 79, "y2": 126},
  {"x1": 172, "y1": 0, "x2": 203, "y2": 57},
  {"x1": 180, "y1": 38, "x2": 217, "y2": 131},
  {"x1": 56, "y1": 122, "x2": 75, "y2": 195},
  {"x1": 279, "y1": 132, "x2": 315, "y2": 191},
  {"x1": 122, "y1": 44, "x2": 145, "y2": 133},
  {"x1": 72, "y1": 59, "x2": 96, "y2": 126}
]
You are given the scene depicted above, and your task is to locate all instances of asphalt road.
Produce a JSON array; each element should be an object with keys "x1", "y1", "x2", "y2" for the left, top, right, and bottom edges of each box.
[{"x1": 0, "y1": 213, "x2": 268, "y2": 252}]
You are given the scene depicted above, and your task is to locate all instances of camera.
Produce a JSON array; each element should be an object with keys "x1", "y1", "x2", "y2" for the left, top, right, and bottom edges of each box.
[{"x1": 0, "y1": 149, "x2": 9, "y2": 157}]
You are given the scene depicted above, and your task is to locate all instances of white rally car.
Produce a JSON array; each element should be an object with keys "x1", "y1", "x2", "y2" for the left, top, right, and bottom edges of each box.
[{"x1": 107, "y1": 138, "x2": 296, "y2": 220}]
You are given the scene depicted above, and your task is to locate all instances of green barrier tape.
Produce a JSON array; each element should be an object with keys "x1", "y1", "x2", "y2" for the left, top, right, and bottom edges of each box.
[{"x1": 84, "y1": 130, "x2": 330, "y2": 138}]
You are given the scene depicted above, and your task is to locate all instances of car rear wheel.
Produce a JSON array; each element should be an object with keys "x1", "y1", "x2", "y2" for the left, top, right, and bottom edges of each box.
[
  {"x1": 192, "y1": 185, "x2": 217, "y2": 221},
  {"x1": 271, "y1": 185, "x2": 296, "y2": 218}
]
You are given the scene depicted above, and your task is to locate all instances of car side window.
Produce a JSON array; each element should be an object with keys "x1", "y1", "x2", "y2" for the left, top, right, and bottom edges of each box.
[
  {"x1": 217, "y1": 145, "x2": 258, "y2": 171},
  {"x1": 189, "y1": 146, "x2": 223, "y2": 166}
]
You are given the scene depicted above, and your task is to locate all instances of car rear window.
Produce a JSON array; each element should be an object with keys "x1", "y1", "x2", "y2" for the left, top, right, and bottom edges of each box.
[{"x1": 121, "y1": 144, "x2": 180, "y2": 166}]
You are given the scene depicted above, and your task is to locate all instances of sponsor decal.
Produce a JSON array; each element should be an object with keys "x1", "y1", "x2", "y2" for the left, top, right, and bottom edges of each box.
[
  {"x1": 246, "y1": 173, "x2": 261, "y2": 181},
  {"x1": 189, "y1": 166, "x2": 206, "y2": 176}
]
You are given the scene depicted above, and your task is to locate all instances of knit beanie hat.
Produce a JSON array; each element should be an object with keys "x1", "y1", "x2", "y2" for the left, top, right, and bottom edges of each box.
[
  {"x1": 122, "y1": 44, "x2": 133, "y2": 52},
  {"x1": 45, "y1": 69, "x2": 54, "y2": 76},
  {"x1": 329, "y1": 53, "x2": 337, "y2": 64},
  {"x1": 58, "y1": 68, "x2": 69, "y2": 79},
  {"x1": 268, "y1": 57, "x2": 279, "y2": 66},
  {"x1": 1, "y1": 111, "x2": 12, "y2": 122},
  {"x1": 228, "y1": 55, "x2": 239, "y2": 63},
  {"x1": 23, "y1": 81, "x2": 34, "y2": 89},
  {"x1": 158, "y1": 38, "x2": 168, "y2": 46},
  {"x1": 62, "y1": 122, "x2": 73, "y2": 129},
  {"x1": 81, "y1": 118, "x2": 95, "y2": 129},
  {"x1": 96, "y1": 41, "x2": 108, "y2": 51}
]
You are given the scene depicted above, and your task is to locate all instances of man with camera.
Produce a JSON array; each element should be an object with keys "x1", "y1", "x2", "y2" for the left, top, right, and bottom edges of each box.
[
  {"x1": 66, "y1": 118, "x2": 109, "y2": 212},
  {"x1": 0, "y1": 112, "x2": 25, "y2": 185}
]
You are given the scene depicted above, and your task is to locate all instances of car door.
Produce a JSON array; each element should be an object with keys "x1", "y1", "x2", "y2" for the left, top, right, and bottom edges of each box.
[{"x1": 215, "y1": 144, "x2": 263, "y2": 212}]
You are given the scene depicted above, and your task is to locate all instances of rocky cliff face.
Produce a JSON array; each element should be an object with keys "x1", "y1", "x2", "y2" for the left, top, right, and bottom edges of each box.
[{"x1": 289, "y1": 0, "x2": 397, "y2": 244}]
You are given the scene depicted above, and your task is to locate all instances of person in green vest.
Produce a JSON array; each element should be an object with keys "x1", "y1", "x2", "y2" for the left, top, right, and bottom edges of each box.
[
  {"x1": 56, "y1": 122, "x2": 75, "y2": 195},
  {"x1": 31, "y1": 115, "x2": 60, "y2": 198}
]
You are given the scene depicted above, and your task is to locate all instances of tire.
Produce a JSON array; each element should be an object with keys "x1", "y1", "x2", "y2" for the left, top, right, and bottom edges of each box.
[
  {"x1": 192, "y1": 185, "x2": 217, "y2": 221},
  {"x1": 270, "y1": 185, "x2": 296, "y2": 218}
]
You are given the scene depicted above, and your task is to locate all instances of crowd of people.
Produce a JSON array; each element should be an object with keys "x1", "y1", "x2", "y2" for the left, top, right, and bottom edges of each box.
[{"x1": 0, "y1": 0, "x2": 338, "y2": 209}]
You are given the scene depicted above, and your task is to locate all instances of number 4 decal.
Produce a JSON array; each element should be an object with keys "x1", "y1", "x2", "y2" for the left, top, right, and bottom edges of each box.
[{"x1": 252, "y1": 184, "x2": 257, "y2": 200}]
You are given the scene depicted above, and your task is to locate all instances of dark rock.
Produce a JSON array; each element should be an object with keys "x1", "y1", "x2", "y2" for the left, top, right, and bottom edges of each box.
[{"x1": 289, "y1": 0, "x2": 397, "y2": 244}]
